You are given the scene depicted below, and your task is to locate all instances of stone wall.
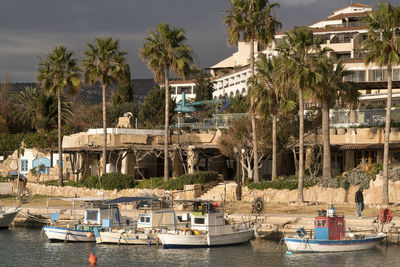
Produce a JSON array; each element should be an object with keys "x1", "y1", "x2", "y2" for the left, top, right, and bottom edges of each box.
[
  {"x1": 241, "y1": 176, "x2": 400, "y2": 205},
  {"x1": 26, "y1": 183, "x2": 186, "y2": 200},
  {"x1": 26, "y1": 175, "x2": 400, "y2": 205}
]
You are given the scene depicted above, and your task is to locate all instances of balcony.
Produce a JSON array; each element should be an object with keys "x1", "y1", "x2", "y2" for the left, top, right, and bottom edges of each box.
[{"x1": 330, "y1": 108, "x2": 400, "y2": 128}]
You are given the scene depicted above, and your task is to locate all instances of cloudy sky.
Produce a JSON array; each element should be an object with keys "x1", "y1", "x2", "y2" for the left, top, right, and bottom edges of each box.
[{"x1": 0, "y1": 0, "x2": 398, "y2": 82}]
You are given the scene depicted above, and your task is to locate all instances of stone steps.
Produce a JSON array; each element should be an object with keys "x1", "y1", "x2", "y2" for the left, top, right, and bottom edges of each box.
[{"x1": 199, "y1": 181, "x2": 237, "y2": 202}]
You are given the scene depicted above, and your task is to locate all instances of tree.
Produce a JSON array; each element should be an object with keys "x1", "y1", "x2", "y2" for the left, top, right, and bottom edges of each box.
[
  {"x1": 312, "y1": 58, "x2": 359, "y2": 180},
  {"x1": 83, "y1": 37, "x2": 129, "y2": 176},
  {"x1": 249, "y1": 54, "x2": 296, "y2": 180},
  {"x1": 139, "y1": 86, "x2": 176, "y2": 128},
  {"x1": 362, "y1": 2, "x2": 400, "y2": 204},
  {"x1": 194, "y1": 70, "x2": 214, "y2": 101},
  {"x1": 112, "y1": 63, "x2": 134, "y2": 105},
  {"x1": 228, "y1": 94, "x2": 249, "y2": 113},
  {"x1": 225, "y1": 0, "x2": 281, "y2": 183},
  {"x1": 37, "y1": 45, "x2": 80, "y2": 186},
  {"x1": 276, "y1": 27, "x2": 326, "y2": 202},
  {"x1": 140, "y1": 23, "x2": 193, "y2": 182},
  {"x1": 13, "y1": 86, "x2": 72, "y2": 133}
]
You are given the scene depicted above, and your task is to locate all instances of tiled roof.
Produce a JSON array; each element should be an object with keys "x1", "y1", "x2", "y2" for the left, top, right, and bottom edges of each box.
[
  {"x1": 311, "y1": 25, "x2": 367, "y2": 33},
  {"x1": 169, "y1": 79, "x2": 195, "y2": 85},
  {"x1": 325, "y1": 11, "x2": 369, "y2": 21},
  {"x1": 333, "y1": 3, "x2": 372, "y2": 13}
]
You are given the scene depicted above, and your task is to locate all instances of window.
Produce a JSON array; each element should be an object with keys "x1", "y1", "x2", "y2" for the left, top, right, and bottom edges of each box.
[
  {"x1": 20, "y1": 160, "x2": 28, "y2": 172},
  {"x1": 369, "y1": 69, "x2": 388, "y2": 82},
  {"x1": 322, "y1": 220, "x2": 326, "y2": 227},
  {"x1": 393, "y1": 69, "x2": 400, "y2": 81},
  {"x1": 194, "y1": 218, "x2": 205, "y2": 224},
  {"x1": 392, "y1": 151, "x2": 400, "y2": 163},
  {"x1": 345, "y1": 70, "x2": 365, "y2": 82},
  {"x1": 139, "y1": 216, "x2": 151, "y2": 223},
  {"x1": 316, "y1": 220, "x2": 321, "y2": 227},
  {"x1": 86, "y1": 210, "x2": 98, "y2": 221},
  {"x1": 356, "y1": 150, "x2": 377, "y2": 165}
]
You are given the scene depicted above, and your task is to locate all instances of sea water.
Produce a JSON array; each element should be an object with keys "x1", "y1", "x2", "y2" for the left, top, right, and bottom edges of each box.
[{"x1": 0, "y1": 228, "x2": 398, "y2": 267}]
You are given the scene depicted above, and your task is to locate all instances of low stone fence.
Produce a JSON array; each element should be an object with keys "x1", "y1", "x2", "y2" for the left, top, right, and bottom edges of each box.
[
  {"x1": 241, "y1": 175, "x2": 400, "y2": 205},
  {"x1": 26, "y1": 182, "x2": 207, "y2": 201},
  {"x1": 26, "y1": 175, "x2": 399, "y2": 205}
]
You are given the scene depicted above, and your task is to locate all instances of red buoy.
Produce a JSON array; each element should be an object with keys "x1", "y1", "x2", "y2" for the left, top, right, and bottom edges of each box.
[
  {"x1": 379, "y1": 208, "x2": 393, "y2": 223},
  {"x1": 89, "y1": 252, "x2": 97, "y2": 265},
  {"x1": 87, "y1": 232, "x2": 94, "y2": 238}
]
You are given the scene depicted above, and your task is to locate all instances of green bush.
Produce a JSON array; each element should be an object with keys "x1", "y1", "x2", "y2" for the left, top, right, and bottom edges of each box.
[
  {"x1": 44, "y1": 180, "x2": 80, "y2": 187},
  {"x1": 0, "y1": 175, "x2": 8, "y2": 182},
  {"x1": 80, "y1": 173, "x2": 137, "y2": 191},
  {"x1": 344, "y1": 169, "x2": 371, "y2": 189},
  {"x1": 136, "y1": 171, "x2": 219, "y2": 190},
  {"x1": 136, "y1": 177, "x2": 165, "y2": 189}
]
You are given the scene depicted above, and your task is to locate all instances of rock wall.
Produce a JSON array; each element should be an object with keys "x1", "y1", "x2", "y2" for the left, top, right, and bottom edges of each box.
[
  {"x1": 242, "y1": 176, "x2": 400, "y2": 205},
  {"x1": 27, "y1": 175, "x2": 400, "y2": 205},
  {"x1": 26, "y1": 183, "x2": 186, "y2": 200}
]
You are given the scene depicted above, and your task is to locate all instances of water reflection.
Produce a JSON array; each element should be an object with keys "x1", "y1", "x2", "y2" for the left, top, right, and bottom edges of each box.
[{"x1": 1, "y1": 229, "x2": 399, "y2": 267}]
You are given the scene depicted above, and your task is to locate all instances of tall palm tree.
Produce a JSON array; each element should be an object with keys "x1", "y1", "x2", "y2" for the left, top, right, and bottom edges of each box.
[
  {"x1": 83, "y1": 37, "x2": 128, "y2": 176},
  {"x1": 249, "y1": 54, "x2": 296, "y2": 180},
  {"x1": 276, "y1": 27, "x2": 326, "y2": 202},
  {"x1": 225, "y1": 0, "x2": 280, "y2": 183},
  {"x1": 362, "y1": 2, "x2": 400, "y2": 204},
  {"x1": 140, "y1": 23, "x2": 193, "y2": 182},
  {"x1": 37, "y1": 46, "x2": 80, "y2": 186},
  {"x1": 313, "y1": 58, "x2": 359, "y2": 180}
]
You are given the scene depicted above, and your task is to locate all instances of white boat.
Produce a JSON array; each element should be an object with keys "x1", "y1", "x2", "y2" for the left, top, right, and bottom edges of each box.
[
  {"x1": 43, "y1": 197, "x2": 121, "y2": 242},
  {"x1": 94, "y1": 197, "x2": 178, "y2": 245},
  {"x1": 0, "y1": 206, "x2": 21, "y2": 229},
  {"x1": 157, "y1": 202, "x2": 255, "y2": 248},
  {"x1": 284, "y1": 207, "x2": 386, "y2": 253}
]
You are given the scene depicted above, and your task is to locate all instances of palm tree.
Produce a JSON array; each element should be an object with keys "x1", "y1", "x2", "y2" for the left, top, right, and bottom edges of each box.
[
  {"x1": 362, "y1": 2, "x2": 400, "y2": 205},
  {"x1": 225, "y1": 0, "x2": 280, "y2": 183},
  {"x1": 140, "y1": 23, "x2": 193, "y2": 182},
  {"x1": 249, "y1": 54, "x2": 296, "y2": 180},
  {"x1": 313, "y1": 58, "x2": 359, "y2": 180},
  {"x1": 83, "y1": 37, "x2": 128, "y2": 176},
  {"x1": 276, "y1": 27, "x2": 326, "y2": 202},
  {"x1": 37, "y1": 46, "x2": 80, "y2": 186}
]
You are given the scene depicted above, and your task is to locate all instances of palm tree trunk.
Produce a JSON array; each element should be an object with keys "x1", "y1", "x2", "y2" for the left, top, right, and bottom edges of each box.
[
  {"x1": 250, "y1": 39, "x2": 259, "y2": 183},
  {"x1": 272, "y1": 113, "x2": 277, "y2": 180},
  {"x1": 382, "y1": 65, "x2": 392, "y2": 205},
  {"x1": 102, "y1": 83, "x2": 107, "y2": 177},
  {"x1": 57, "y1": 94, "x2": 63, "y2": 187},
  {"x1": 322, "y1": 100, "x2": 331, "y2": 180},
  {"x1": 298, "y1": 88, "x2": 304, "y2": 203},
  {"x1": 164, "y1": 67, "x2": 170, "y2": 182}
]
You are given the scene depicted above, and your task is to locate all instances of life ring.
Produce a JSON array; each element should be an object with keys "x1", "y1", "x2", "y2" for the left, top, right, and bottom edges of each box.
[
  {"x1": 379, "y1": 208, "x2": 392, "y2": 223},
  {"x1": 253, "y1": 197, "x2": 264, "y2": 214}
]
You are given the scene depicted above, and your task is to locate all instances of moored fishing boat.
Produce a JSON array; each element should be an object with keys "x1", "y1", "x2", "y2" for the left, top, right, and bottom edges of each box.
[
  {"x1": 157, "y1": 201, "x2": 255, "y2": 248},
  {"x1": 0, "y1": 206, "x2": 21, "y2": 229},
  {"x1": 43, "y1": 197, "x2": 121, "y2": 242},
  {"x1": 284, "y1": 206, "x2": 386, "y2": 253},
  {"x1": 94, "y1": 197, "x2": 178, "y2": 245}
]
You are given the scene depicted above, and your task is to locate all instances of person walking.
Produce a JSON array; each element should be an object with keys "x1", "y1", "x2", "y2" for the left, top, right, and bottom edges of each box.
[{"x1": 355, "y1": 187, "x2": 364, "y2": 218}]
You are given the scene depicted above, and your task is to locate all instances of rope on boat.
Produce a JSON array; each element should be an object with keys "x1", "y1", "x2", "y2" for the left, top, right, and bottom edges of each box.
[{"x1": 18, "y1": 211, "x2": 50, "y2": 224}]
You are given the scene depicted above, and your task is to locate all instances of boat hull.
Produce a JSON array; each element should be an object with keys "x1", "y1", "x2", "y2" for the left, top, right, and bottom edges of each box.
[
  {"x1": 158, "y1": 229, "x2": 254, "y2": 248},
  {"x1": 284, "y1": 236, "x2": 385, "y2": 252},
  {"x1": 43, "y1": 226, "x2": 95, "y2": 242},
  {"x1": 95, "y1": 231, "x2": 157, "y2": 245},
  {"x1": 0, "y1": 210, "x2": 19, "y2": 229}
]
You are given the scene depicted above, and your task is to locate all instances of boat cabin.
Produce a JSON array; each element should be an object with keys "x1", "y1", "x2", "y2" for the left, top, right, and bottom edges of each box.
[
  {"x1": 190, "y1": 202, "x2": 225, "y2": 235},
  {"x1": 315, "y1": 209, "x2": 345, "y2": 240},
  {"x1": 136, "y1": 199, "x2": 176, "y2": 229}
]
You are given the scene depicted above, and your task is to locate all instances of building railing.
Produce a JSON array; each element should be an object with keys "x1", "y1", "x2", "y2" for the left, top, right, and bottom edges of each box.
[
  {"x1": 330, "y1": 108, "x2": 400, "y2": 127},
  {"x1": 172, "y1": 113, "x2": 248, "y2": 131}
]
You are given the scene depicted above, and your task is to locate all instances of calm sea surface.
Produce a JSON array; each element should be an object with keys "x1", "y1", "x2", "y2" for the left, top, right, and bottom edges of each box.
[{"x1": 0, "y1": 228, "x2": 399, "y2": 267}]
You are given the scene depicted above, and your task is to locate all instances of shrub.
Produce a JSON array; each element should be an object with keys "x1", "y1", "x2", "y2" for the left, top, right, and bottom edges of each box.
[
  {"x1": 344, "y1": 169, "x2": 371, "y2": 189},
  {"x1": 80, "y1": 173, "x2": 137, "y2": 191},
  {"x1": 136, "y1": 171, "x2": 219, "y2": 190},
  {"x1": 44, "y1": 180, "x2": 80, "y2": 187},
  {"x1": 135, "y1": 177, "x2": 165, "y2": 189},
  {"x1": 0, "y1": 175, "x2": 8, "y2": 182}
]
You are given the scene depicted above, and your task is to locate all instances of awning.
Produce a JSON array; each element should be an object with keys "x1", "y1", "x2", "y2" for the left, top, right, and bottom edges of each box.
[
  {"x1": 103, "y1": 196, "x2": 157, "y2": 205},
  {"x1": 339, "y1": 143, "x2": 400, "y2": 150}
]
